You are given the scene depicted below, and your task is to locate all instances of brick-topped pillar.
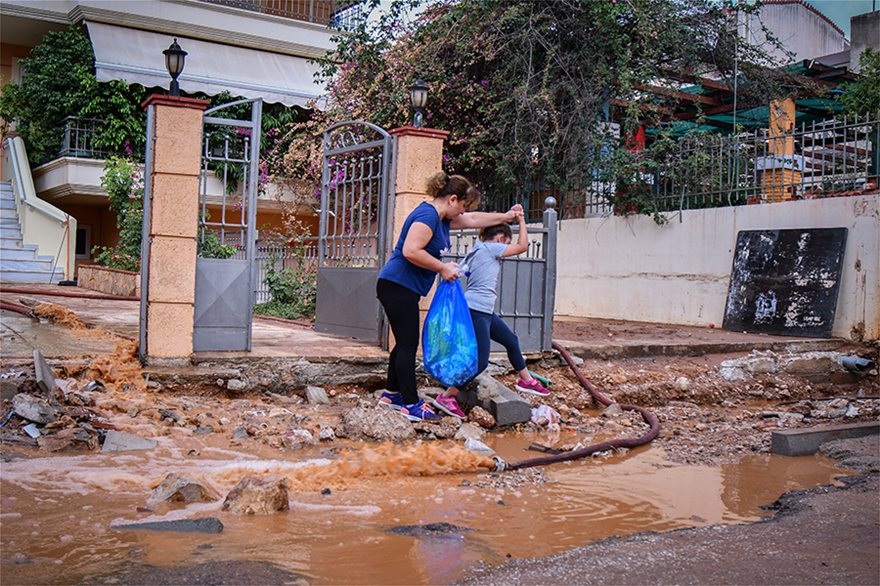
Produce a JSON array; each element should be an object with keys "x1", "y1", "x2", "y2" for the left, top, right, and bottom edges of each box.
[
  {"x1": 388, "y1": 126, "x2": 450, "y2": 339},
  {"x1": 139, "y1": 95, "x2": 209, "y2": 362}
]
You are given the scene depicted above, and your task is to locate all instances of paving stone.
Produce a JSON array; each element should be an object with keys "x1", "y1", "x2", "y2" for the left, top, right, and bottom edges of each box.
[
  {"x1": 456, "y1": 373, "x2": 531, "y2": 426},
  {"x1": 771, "y1": 421, "x2": 880, "y2": 456}
]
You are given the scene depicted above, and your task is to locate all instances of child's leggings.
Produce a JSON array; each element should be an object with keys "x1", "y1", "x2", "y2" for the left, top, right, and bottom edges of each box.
[{"x1": 470, "y1": 309, "x2": 527, "y2": 377}]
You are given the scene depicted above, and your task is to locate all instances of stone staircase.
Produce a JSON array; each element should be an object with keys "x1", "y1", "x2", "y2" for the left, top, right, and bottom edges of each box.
[{"x1": 0, "y1": 181, "x2": 65, "y2": 283}]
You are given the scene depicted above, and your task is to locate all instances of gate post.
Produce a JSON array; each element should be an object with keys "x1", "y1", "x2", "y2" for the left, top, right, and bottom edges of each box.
[
  {"x1": 541, "y1": 198, "x2": 558, "y2": 351},
  {"x1": 387, "y1": 126, "x2": 450, "y2": 339},
  {"x1": 139, "y1": 95, "x2": 209, "y2": 362}
]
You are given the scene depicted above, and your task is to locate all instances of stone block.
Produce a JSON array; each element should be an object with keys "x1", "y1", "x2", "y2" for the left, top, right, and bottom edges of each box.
[
  {"x1": 457, "y1": 373, "x2": 531, "y2": 426},
  {"x1": 150, "y1": 175, "x2": 199, "y2": 237},
  {"x1": 113, "y1": 517, "x2": 223, "y2": 534},
  {"x1": 147, "y1": 236, "x2": 196, "y2": 303},
  {"x1": 147, "y1": 303, "x2": 193, "y2": 358},
  {"x1": 771, "y1": 421, "x2": 880, "y2": 456}
]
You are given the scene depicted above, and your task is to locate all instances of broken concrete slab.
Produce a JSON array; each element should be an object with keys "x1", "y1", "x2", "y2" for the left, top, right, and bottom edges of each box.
[
  {"x1": 771, "y1": 421, "x2": 880, "y2": 456},
  {"x1": 305, "y1": 385, "x2": 330, "y2": 405},
  {"x1": 12, "y1": 393, "x2": 59, "y2": 425},
  {"x1": 102, "y1": 430, "x2": 158, "y2": 452},
  {"x1": 456, "y1": 374, "x2": 531, "y2": 426},
  {"x1": 113, "y1": 517, "x2": 224, "y2": 534},
  {"x1": 341, "y1": 401, "x2": 415, "y2": 441},
  {"x1": 32, "y1": 350, "x2": 57, "y2": 394}
]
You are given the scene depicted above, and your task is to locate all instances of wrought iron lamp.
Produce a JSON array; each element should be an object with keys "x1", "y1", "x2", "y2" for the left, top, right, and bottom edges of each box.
[
  {"x1": 409, "y1": 79, "x2": 428, "y2": 127},
  {"x1": 163, "y1": 38, "x2": 187, "y2": 97}
]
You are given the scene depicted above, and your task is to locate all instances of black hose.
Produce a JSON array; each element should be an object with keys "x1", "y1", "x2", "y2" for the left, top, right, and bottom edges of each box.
[{"x1": 501, "y1": 341, "x2": 660, "y2": 471}]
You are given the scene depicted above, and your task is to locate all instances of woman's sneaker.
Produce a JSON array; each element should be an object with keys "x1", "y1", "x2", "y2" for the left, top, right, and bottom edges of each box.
[
  {"x1": 378, "y1": 391, "x2": 406, "y2": 410},
  {"x1": 431, "y1": 395, "x2": 466, "y2": 419},
  {"x1": 515, "y1": 378, "x2": 550, "y2": 397},
  {"x1": 401, "y1": 400, "x2": 441, "y2": 422}
]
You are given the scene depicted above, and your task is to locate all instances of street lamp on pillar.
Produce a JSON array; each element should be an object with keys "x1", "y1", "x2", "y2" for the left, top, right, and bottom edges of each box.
[
  {"x1": 163, "y1": 38, "x2": 187, "y2": 97},
  {"x1": 410, "y1": 79, "x2": 428, "y2": 127}
]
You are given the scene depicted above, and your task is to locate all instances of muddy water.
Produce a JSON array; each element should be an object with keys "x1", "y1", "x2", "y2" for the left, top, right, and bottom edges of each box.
[{"x1": 0, "y1": 433, "x2": 846, "y2": 585}]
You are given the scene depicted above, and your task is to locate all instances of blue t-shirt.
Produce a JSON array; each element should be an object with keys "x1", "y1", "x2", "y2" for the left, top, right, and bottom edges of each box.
[
  {"x1": 463, "y1": 241, "x2": 507, "y2": 314},
  {"x1": 378, "y1": 202, "x2": 450, "y2": 296}
]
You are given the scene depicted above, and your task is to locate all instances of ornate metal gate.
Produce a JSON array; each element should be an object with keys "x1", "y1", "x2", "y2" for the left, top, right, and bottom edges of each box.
[
  {"x1": 315, "y1": 121, "x2": 392, "y2": 341},
  {"x1": 193, "y1": 98, "x2": 262, "y2": 351}
]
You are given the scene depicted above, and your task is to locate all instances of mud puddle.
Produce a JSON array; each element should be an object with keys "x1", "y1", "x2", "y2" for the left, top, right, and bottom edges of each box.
[{"x1": 0, "y1": 432, "x2": 848, "y2": 585}]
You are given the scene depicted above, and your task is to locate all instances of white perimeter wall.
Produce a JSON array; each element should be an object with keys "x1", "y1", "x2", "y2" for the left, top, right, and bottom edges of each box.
[{"x1": 555, "y1": 195, "x2": 880, "y2": 340}]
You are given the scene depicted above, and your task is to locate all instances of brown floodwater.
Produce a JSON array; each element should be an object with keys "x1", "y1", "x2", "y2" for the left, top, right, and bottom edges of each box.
[{"x1": 0, "y1": 432, "x2": 848, "y2": 585}]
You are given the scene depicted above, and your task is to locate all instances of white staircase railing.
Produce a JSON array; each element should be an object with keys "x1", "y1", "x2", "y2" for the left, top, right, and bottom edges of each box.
[{"x1": 2, "y1": 136, "x2": 77, "y2": 281}]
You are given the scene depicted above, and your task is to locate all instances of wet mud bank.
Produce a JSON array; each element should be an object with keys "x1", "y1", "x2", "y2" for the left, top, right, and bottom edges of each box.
[{"x1": 461, "y1": 436, "x2": 880, "y2": 586}]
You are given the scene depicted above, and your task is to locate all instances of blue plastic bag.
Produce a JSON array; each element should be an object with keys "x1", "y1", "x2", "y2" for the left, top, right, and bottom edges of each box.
[{"x1": 422, "y1": 279, "x2": 479, "y2": 388}]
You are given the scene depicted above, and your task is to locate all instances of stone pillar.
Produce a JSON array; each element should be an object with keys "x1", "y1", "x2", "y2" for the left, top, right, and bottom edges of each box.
[
  {"x1": 140, "y1": 95, "x2": 209, "y2": 361},
  {"x1": 387, "y1": 126, "x2": 450, "y2": 343}
]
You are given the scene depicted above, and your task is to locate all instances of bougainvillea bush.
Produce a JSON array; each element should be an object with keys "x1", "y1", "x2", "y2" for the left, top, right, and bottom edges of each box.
[{"x1": 281, "y1": 0, "x2": 788, "y2": 215}]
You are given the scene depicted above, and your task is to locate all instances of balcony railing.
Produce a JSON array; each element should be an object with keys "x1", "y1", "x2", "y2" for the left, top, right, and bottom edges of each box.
[
  {"x1": 483, "y1": 113, "x2": 880, "y2": 219},
  {"x1": 197, "y1": 0, "x2": 366, "y2": 29},
  {"x1": 59, "y1": 117, "x2": 143, "y2": 160}
]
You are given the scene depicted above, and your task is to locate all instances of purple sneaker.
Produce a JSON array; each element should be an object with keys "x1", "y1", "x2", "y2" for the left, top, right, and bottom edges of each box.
[
  {"x1": 378, "y1": 391, "x2": 406, "y2": 410},
  {"x1": 401, "y1": 400, "x2": 442, "y2": 422},
  {"x1": 515, "y1": 377, "x2": 550, "y2": 397},
  {"x1": 431, "y1": 395, "x2": 466, "y2": 419}
]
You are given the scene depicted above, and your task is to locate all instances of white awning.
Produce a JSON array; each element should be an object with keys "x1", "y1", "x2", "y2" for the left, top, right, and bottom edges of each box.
[{"x1": 86, "y1": 21, "x2": 325, "y2": 108}]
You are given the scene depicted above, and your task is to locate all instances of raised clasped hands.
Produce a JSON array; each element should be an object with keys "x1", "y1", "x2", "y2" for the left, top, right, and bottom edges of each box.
[{"x1": 506, "y1": 203, "x2": 524, "y2": 222}]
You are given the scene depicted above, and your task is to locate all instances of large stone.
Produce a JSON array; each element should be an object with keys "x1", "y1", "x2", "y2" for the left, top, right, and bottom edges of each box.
[
  {"x1": 281, "y1": 429, "x2": 315, "y2": 450},
  {"x1": 222, "y1": 476, "x2": 289, "y2": 515},
  {"x1": 468, "y1": 406, "x2": 496, "y2": 429},
  {"x1": 12, "y1": 393, "x2": 59, "y2": 424},
  {"x1": 456, "y1": 374, "x2": 531, "y2": 426},
  {"x1": 149, "y1": 473, "x2": 217, "y2": 503},
  {"x1": 102, "y1": 430, "x2": 158, "y2": 452},
  {"x1": 341, "y1": 401, "x2": 415, "y2": 441},
  {"x1": 412, "y1": 419, "x2": 458, "y2": 439}
]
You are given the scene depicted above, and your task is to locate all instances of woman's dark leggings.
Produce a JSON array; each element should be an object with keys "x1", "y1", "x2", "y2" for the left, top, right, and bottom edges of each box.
[
  {"x1": 376, "y1": 278, "x2": 421, "y2": 404},
  {"x1": 470, "y1": 309, "x2": 527, "y2": 378}
]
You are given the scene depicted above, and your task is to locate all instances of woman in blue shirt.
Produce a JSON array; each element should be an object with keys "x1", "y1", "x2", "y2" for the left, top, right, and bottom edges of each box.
[{"x1": 376, "y1": 171, "x2": 521, "y2": 421}]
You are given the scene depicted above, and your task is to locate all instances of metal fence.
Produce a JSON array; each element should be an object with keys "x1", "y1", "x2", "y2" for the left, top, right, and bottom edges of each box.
[
  {"x1": 482, "y1": 113, "x2": 879, "y2": 219},
  {"x1": 253, "y1": 237, "x2": 319, "y2": 303}
]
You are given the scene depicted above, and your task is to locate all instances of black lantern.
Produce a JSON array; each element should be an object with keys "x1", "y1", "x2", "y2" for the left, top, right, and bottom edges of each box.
[
  {"x1": 163, "y1": 38, "x2": 187, "y2": 97},
  {"x1": 409, "y1": 79, "x2": 428, "y2": 127}
]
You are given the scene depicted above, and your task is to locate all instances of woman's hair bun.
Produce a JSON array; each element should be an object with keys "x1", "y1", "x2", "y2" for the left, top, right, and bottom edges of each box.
[{"x1": 426, "y1": 171, "x2": 448, "y2": 197}]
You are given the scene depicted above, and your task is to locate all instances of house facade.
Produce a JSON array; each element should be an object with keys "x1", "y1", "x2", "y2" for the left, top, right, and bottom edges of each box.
[{"x1": 1, "y1": 0, "x2": 355, "y2": 279}]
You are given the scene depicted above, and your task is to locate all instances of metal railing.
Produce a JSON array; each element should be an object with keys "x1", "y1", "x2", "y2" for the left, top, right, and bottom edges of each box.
[
  {"x1": 197, "y1": 0, "x2": 366, "y2": 28},
  {"x1": 59, "y1": 117, "x2": 108, "y2": 159},
  {"x1": 253, "y1": 237, "x2": 319, "y2": 303},
  {"x1": 483, "y1": 113, "x2": 879, "y2": 218},
  {"x1": 59, "y1": 116, "x2": 143, "y2": 160},
  {"x1": 651, "y1": 112, "x2": 880, "y2": 211}
]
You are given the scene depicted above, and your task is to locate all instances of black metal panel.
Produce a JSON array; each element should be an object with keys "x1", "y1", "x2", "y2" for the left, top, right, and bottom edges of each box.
[
  {"x1": 723, "y1": 228, "x2": 848, "y2": 338},
  {"x1": 315, "y1": 267, "x2": 382, "y2": 341}
]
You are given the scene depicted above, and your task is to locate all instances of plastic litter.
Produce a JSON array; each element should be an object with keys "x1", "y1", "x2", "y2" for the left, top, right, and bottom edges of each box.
[
  {"x1": 464, "y1": 438, "x2": 495, "y2": 455},
  {"x1": 531, "y1": 405, "x2": 561, "y2": 431},
  {"x1": 22, "y1": 423, "x2": 41, "y2": 438},
  {"x1": 422, "y1": 279, "x2": 478, "y2": 388}
]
